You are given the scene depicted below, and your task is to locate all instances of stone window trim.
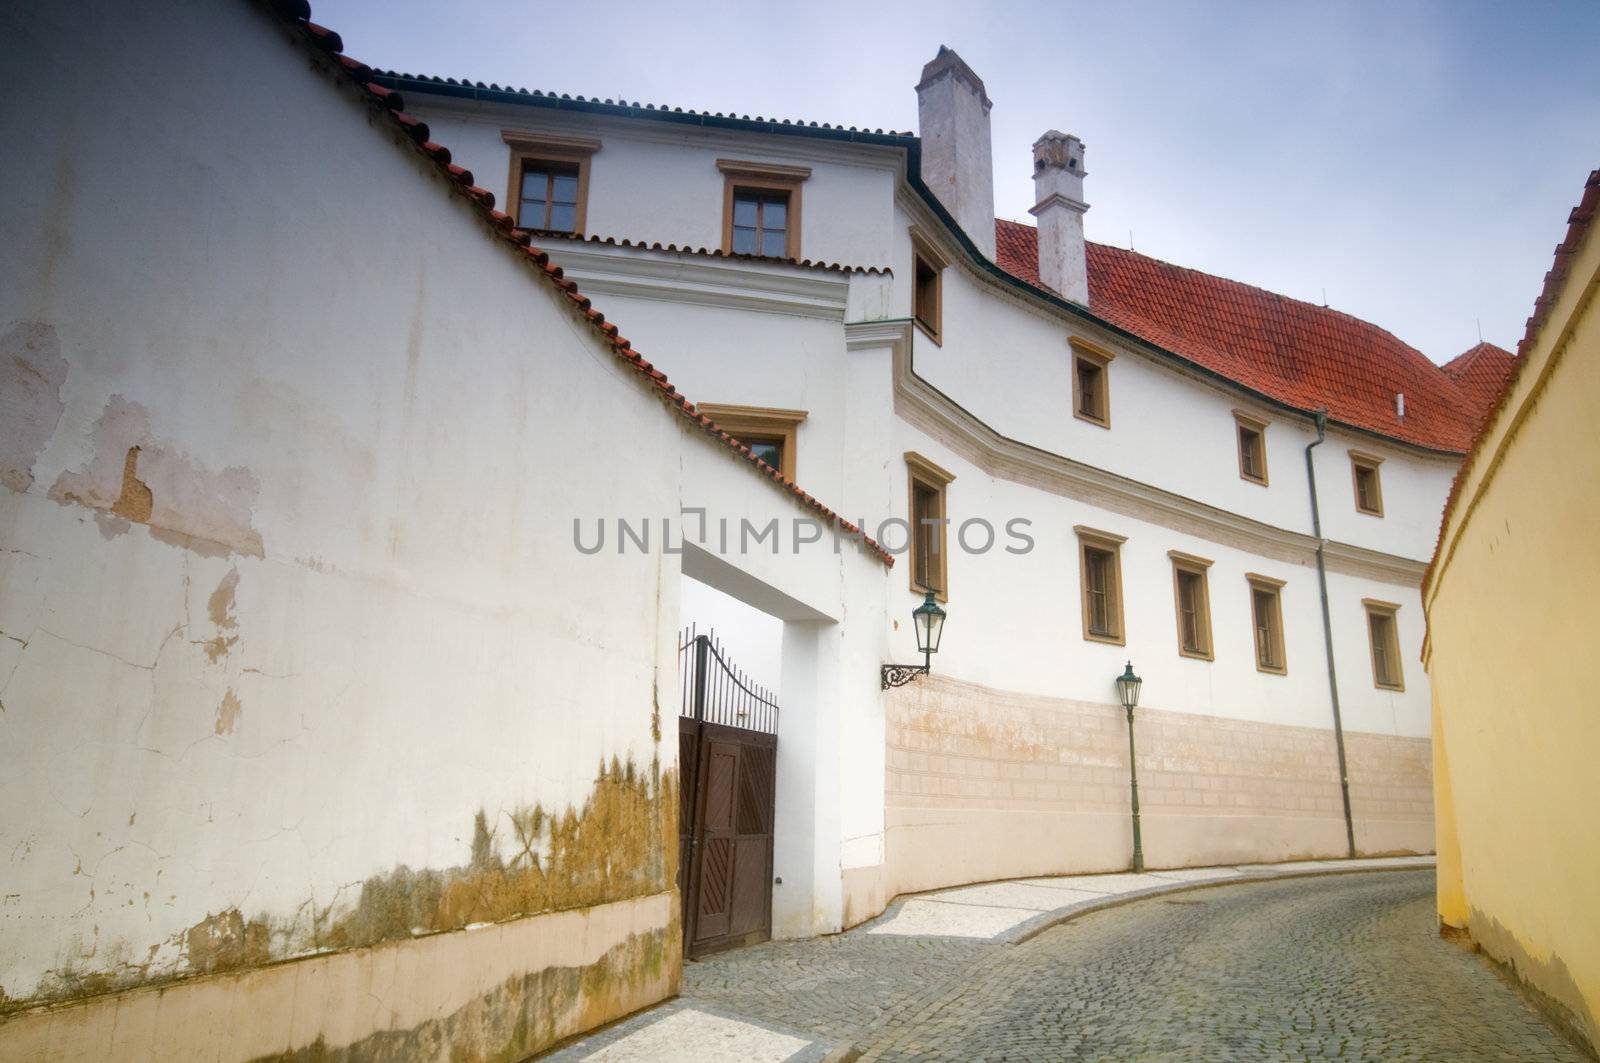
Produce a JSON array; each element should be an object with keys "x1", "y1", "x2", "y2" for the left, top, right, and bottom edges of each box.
[
  {"x1": 1363, "y1": 597, "x2": 1406, "y2": 691},
  {"x1": 1233, "y1": 409, "x2": 1270, "y2": 486},
  {"x1": 1168, "y1": 550, "x2": 1215, "y2": 661},
  {"x1": 906, "y1": 451, "x2": 956, "y2": 602},
  {"x1": 1246, "y1": 572, "x2": 1288, "y2": 675},
  {"x1": 1075, "y1": 525, "x2": 1128, "y2": 645},
  {"x1": 1070, "y1": 337, "x2": 1114, "y2": 429},
  {"x1": 502, "y1": 131, "x2": 601, "y2": 235},
  {"x1": 696, "y1": 403, "x2": 808, "y2": 481},
  {"x1": 1350, "y1": 449, "x2": 1386, "y2": 517},
  {"x1": 718, "y1": 159, "x2": 810, "y2": 260},
  {"x1": 909, "y1": 226, "x2": 948, "y2": 346}
]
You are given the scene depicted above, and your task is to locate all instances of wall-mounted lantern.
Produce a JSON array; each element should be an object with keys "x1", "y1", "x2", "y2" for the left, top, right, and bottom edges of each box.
[
  {"x1": 1116, "y1": 661, "x2": 1146, "y2": 873},
  {"x1": 881, "y1": 592, "x2": 947, "y2": 689}
]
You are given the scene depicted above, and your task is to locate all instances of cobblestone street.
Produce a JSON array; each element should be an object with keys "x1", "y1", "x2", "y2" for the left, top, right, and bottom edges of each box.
[{"x1": 548, "y1": 867, "x2": 1588, "y2": 1062}]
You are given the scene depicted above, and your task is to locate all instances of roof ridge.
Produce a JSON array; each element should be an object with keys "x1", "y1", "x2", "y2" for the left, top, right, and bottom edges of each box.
[
  {"x1": 263, "y1": 0, "x2": 894, "y2": 568},
  {"x1": 999, "y1": 218, "x2": 1438, "y2": 362},
  {"x1": 1442, "y1": 341, "x2": 1513, "y2": 376}
]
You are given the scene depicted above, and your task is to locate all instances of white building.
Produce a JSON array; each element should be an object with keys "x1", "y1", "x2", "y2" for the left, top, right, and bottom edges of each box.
[{"x1": 0, "y1": 5, "x2": 1503, "y2": 1059}]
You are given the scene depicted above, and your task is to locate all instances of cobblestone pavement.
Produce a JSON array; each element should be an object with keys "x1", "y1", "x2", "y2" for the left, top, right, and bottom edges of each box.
[{"x1": 684, "y1": 869, "x2": 1588, "y2": 1063}]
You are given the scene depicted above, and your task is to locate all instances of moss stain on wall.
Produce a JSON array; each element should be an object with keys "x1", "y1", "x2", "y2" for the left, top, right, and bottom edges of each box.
[
  {"x1": 321, "y1": 757, "x2": 678, "y2": 950},
  {"x1": 2, "y1": 758, "x2": 680, "y2": 1016},
  {"x1": 249, "y1": 916, "x2": 680, "y2": 1063}
]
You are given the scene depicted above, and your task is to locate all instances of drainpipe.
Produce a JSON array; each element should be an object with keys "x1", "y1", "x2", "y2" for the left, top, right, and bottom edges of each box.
[{"x1": 1305, "y1": 409, "x2": 1357, "y2": 859}]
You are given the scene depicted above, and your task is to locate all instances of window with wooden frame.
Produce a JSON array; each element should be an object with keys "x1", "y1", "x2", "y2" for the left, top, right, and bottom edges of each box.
[
  {"x1": 1364, "y1": 599, "x2": 1405, "y2": 690},
  {"x1": 503, "y1": 132, "x2": 599, "y2": 235},
  {"x1": 718, "y1": 159, "x2": 809, "y2": 259},
  {"x1": 1168, "y1": 551, "x2": 1214, "y2": 660},
  {"x1": 1070, "y1": 338, "x2": 1113, "y2": 428},
  {"x1": 1350, "y1": 450, "x2": 1385, "y2": 516},
  {"x1": 695, "y1": 404, "x2": 807, "y2": 481},
  {"x1": 905, "y1": 452, "x2": 955, "y2": 600},
  {"x1": 1234, "y1": 410, "x2": 1270, "y2": 485},
  {"x1": 1246, "y1": 574, "x2": 1287, "y2": 675},
  {"x1": 1075, "y1": 526, "x2": 1127, "y2": 644},
  {"x1": 909, "y1": 229, "x2": 947, "y2": 344}
]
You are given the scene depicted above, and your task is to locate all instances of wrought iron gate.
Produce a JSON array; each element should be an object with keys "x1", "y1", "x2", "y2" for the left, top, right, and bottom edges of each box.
[{"x1": 678, "y1": 627, "x2": 778, "y2": 957}]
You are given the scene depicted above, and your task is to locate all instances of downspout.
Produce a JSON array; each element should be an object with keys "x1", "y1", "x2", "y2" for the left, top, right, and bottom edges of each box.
[{"x1": 1305, "y1": 409, "x2": 1357, "y2": 858}]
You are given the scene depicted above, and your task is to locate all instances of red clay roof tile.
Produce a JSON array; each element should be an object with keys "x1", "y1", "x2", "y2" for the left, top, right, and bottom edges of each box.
[
  {"x1": 1440, "y1": 342, "x2": 1517, "y2": 429},
  {"x1": 997, "y1": 218, "x2": 1480, "y2": 453}
]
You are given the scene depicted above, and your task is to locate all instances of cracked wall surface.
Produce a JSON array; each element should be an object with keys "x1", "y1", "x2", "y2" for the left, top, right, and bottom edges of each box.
[{"x1": 0, "y1": 1, "x2": 697, "y2": 1054}]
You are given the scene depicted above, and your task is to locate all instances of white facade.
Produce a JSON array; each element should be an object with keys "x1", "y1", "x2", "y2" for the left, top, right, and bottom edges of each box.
[{"x1": 0, "y1": 6, "x2": 1456, "y2": 1059}]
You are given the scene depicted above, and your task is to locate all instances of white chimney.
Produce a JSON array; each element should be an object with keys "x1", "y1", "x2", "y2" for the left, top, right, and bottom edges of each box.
[
  {"x1": 1029, "y1": 130, "x2": 1090, "y2": 305},
  {"x1": 916, "y1": 46, "x2": 996, "y2": 260}
]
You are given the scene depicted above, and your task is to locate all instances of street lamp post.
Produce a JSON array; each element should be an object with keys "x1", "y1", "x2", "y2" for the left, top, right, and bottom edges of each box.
[
  {"x1": 1115, "y1": 661, "x2": 1145, "y2": 874},
  {"x1": 881, "y1": 592, "x2": 947, "y2": 689}
]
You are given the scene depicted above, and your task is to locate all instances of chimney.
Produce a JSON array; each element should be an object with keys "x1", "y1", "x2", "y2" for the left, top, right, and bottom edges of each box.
[
  {"x1": 1029, "y1": 130, "x2": 1089, "y2": 304},
  {"x1": 916, "y1": 46, "x2": 996, "y2": 260}
]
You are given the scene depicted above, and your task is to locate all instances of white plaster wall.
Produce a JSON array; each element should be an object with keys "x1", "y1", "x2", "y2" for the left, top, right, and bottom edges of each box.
[
  {"x1": 894, "y1": 221, "x2": 1459, "y2": 563},
  {"x1": 408, "y1": 101, "x2": 901, "y2": 270},
  {"x1": 880, "y1": 418, "x2": 1433, "y2": 741},
  {"x1": 1312, "y1": 431, "x2": 1457, "y2": 560},
  {"x1": 555, "y1": 292, "x2": 852, "y2": 496},
  {"x1": 411, "y1": 91, "x2": 1458, "y2": 568},
  {"x1": 0, "y1": 1, "x2": 893, "y2": 1004}
]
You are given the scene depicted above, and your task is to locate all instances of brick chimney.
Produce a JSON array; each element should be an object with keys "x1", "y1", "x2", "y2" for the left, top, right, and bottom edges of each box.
[
  {"x1": 1029, "y1": 130, "x2": 1089, "y2": 304},
  {"x1": 916, "y1": 46, "x2": 996, "y2": 260}
]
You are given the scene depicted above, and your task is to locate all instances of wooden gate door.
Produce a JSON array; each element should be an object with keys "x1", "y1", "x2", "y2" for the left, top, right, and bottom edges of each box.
[{"x1": 678, "y1": 630, "x2": 779, "y2": 958}]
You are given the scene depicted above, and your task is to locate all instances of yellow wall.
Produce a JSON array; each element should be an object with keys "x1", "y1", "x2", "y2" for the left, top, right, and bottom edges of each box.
[{"x1": 1424, "y1": 176, "x2": 1600, "y2": 1051}]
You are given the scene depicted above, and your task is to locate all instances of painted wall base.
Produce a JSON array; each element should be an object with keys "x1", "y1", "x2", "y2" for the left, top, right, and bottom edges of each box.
[
  {"x1": 841, "y1": 676, "x2": 1433, "y2": 925},
  {"x1": 0, "y1": 892, "x2": 678, "y2": 1063}
]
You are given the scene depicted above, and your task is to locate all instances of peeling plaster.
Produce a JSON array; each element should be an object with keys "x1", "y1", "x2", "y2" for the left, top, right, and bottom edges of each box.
[
  {"x1": 0, "y1": 321, "x2": 68, "y2": 492},
  {"x1": 49, "y1": 396, "x2": 265, "y2": 558},
  {"x1": 214, "y1": 689, "x2": 243, "y2": 735},
  {"x1": 248, "y1": 920, "x2": 677, "y2": 1063}
]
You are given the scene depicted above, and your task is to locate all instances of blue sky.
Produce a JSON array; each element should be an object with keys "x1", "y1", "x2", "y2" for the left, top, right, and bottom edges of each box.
[{"x1": 315, "y1": 0, "x2": 1599, "y2": 363}]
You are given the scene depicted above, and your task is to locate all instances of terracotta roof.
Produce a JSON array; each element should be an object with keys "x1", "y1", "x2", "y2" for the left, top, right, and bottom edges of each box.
[
  {"x1": 263, "y1": 0, "x2": 893, "y2": 567},
  {"x1": 1440, "y1": 342, "x2": 1517, "y2": 427},
  {"x1": 996, "y1": 219, "x2": 1479, "y2": 453},
  {"x1": 370, "y1": 69, "x2": 915, "y2": 137},
  {"x1": 519, "y1": 228, "x2": 889, "y2": 275},
  {"x1": 1425, "y1": 167, "x2": 1600, "y2": 600}
]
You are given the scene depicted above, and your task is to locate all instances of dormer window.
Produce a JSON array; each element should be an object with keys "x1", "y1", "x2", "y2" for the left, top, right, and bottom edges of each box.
[
  {"x1": 718, "y1": 159, "x2": 809, "y2": 260},
  {"x1": 1070, "y1": 338, "x2": 1113, "y2": 428}
]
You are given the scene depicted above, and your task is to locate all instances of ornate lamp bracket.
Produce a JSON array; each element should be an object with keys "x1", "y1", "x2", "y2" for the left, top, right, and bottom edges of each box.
[{"x1": 880, "y1": 663, "x2": 930, "y2": 690}]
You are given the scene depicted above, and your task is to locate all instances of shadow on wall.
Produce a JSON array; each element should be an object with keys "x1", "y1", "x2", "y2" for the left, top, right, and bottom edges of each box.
[{"x1": 1465, "y1": 908, "x2": 1599, "y2": 1056}]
